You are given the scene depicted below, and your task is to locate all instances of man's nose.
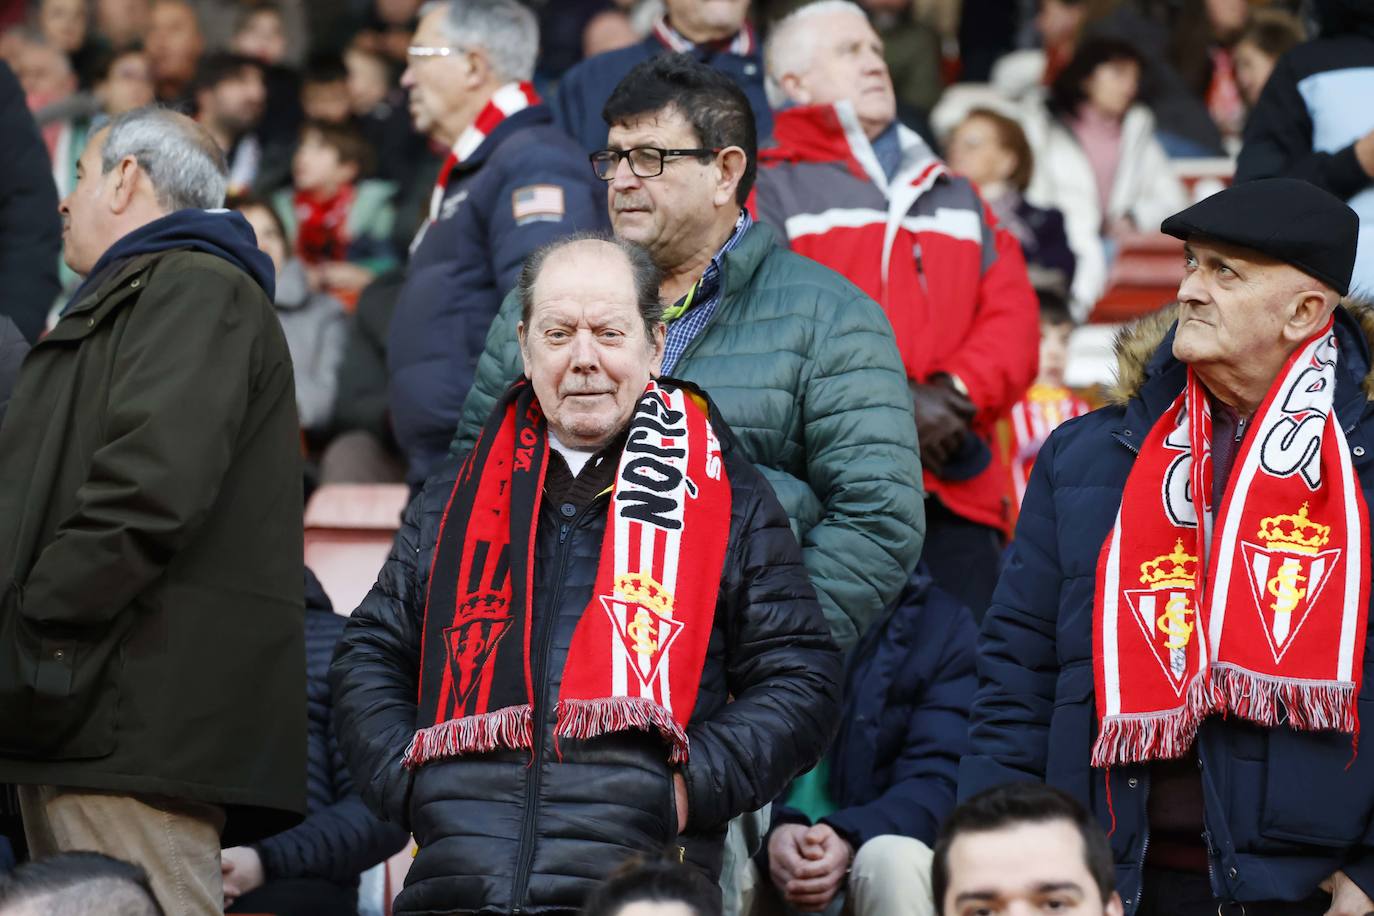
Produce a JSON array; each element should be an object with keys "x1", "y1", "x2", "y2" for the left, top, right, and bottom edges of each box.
[
  {"x1": 1177, "y1": 267, "x2": 1209, "y2": 305},
  {"x1": 400, "y1": 64, "x2": 416, "y2": 89},
  {"x1": 609, "y1": 156, "x2": 641, "y2": 191},
  {"x1": 569, "y1": 330, "x2": 600, "y2": 369}
]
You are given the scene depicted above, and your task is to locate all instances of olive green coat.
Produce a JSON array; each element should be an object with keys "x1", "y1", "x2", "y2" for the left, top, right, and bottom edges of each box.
[
  {"x1": 0, "y1": 249, "x2": 306, "y2": 845},
  {"x1": 453, "y1": 222, "x2": 925, "y2": 651}
]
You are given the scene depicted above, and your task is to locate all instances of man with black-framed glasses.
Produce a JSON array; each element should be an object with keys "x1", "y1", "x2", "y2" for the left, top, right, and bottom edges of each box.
[{"x1": 386, "y1": 0, "x2": 605, "y2": 487}]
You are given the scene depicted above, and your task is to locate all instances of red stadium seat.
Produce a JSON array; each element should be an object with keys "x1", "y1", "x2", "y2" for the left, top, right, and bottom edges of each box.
[
  {"x1": 303, "y1": 484, "x2": 410, "y2": 616},
  {"x1": 1087, "y1": 231, "x2": 1186, "y2": 324}
]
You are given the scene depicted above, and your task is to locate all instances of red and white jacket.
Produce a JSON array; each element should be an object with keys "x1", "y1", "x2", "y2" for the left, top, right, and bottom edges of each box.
[{"x1": 752, "y1": 103, "x2": 1039, "y2": 534}]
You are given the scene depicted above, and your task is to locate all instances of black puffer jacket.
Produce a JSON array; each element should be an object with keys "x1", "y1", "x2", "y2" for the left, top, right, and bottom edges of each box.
[
  {"x1": 252, "y1": 572, "x2": 409, "y2": 900},
  {"x1": 331, "y1": 392, "x2": 843, "y2": 915}
]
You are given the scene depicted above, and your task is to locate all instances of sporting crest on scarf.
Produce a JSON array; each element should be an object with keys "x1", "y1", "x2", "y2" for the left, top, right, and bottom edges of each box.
[
  {"x1": 1093, "y1": 319, "x2": 1369, "y2": 767},
  {"x1": 404, "y1": 378, "x2": 730, "y2": 769}
]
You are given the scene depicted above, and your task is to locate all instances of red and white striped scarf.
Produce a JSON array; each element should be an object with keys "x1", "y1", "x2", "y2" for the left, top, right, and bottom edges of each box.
[
  {"x1": 426, "y1": 80, "x2": 541, "y2": 223},
  {"x1": 651, "y1": 15, "x2": 755, "y2": 55},
  {"x1": 1093, "y1": 320, "x2": 1369, "y2": 767},
  {"x1": 1005, "y1": 384, "x2": 1091, "y2": 507},
  {"x1": 405, "y1": 379, "x2": 731, "y2": 768}
]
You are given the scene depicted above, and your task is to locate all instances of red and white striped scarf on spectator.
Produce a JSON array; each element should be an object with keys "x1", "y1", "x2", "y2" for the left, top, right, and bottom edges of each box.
[
  {"x1": 427, "y1": 81, "x2": 542, "y2": 222},
  {"x1": 1092, "y1": 319, "x2": 1369, "y2": 767},
  {"x1": 651, "y1": 16, "x2": 755, "y2": 55}
]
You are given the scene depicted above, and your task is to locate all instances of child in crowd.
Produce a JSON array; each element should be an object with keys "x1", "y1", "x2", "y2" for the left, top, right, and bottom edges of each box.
[
  {"x1": 234, "y1": 196, "x2": 347, "y2": 440},
  {"x1": 300, "y1": 52, "x2": 350, "y2": 123},
  {"x1": 998, "y1": 291, "x2": 1091, "y2": 521},
  {"x1": 272, "y1": 118, "x2": 397, "y2": 307}
]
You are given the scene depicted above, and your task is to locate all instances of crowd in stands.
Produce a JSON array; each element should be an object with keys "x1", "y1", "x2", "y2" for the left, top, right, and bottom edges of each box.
[{"x1": 1, "y1": 0, "x2": 1374, "y2": 915}]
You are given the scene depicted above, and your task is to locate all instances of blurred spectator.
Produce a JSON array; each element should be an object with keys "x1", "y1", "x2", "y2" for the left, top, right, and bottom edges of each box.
[
  {"x1": 231, "y1": 1, "x2": 289, "y2": 66},
  {"x1": 193, "y1": 52, "x2": 282, "y2": 195},
  {"x1": 0, "y1": 107, "x2": 304, "y2": 915},
  {"x1": 582, "y1": 8, "x2": 641, "y2": 59},
  {"x1": 0, "y1": 852, "x2": 164, "y2": 916},
  {"x1": 757, "y1": 1, "x2": 1037, "y2": 620},
  {"x1": 0, "y1": 60, "x2": 60, "y2": 344},
  {"x1": 16, "y1": 39, "x2": 78, "y2": 161},
  {"x1": 861, "y1": 0, "x2": 942, "y2": 118},
  {"x1": 581, "y1": 860, "x2": 724, "y2": 916},
  {"x1": 236, "y1": 197, "x2": 348, "y2": 438},
  {"x1": 94, "y1": 0, "x2": 151, "y2": 53},
  {"x1": 1167, "y1": 0, "x2": 1250, "y2": 145},
  {"x1": 932, "y1": 784, "x2": 1123, "y2": 916},
  {"x1": 37, "y1": 0, "x2": 97, "y2": 86},
  {"x1": 944, "y1": 106, "x2": 1075, "y2": 296},
  {"x1": 990, "y1": 0, "x2": 1226, "y2": 158},
  {"x1": 554, "y1": 0, "x2": 772, "y2": 153},
  {"x1": 318, "y1": 269, "x2": 407, "y2": 484},
  {"x1": 387, "y1": 0, "x2": 605, "y2": 485},
  {"x1": 762, "y1": 570, "x2": 975, "y2": 916},
  {"x1": 94, "y1": 46, "x2": 155, "y2": 116},
  {"x1": 345, "y1": 42, "x2": 427, "y2": 188},
  {"x1": 272, "y1": 119, "x2": 398, "y2": 303},
  {"x1": 354, "y1": 0, "x2": 421, "y2": 67},
  {"x1": 995, "y1": 290, "x2": 1089, "y2": 521},
  {"x1": 221, "y1": 571, "x2": 409, "y2": 916},
  {"x1": 145, "y1": 0, "x2": 204, "y2": 106},
  {"x1": 230, "y1": 3, "x2": 304, "y2": 159},
  {"x1": 1235, "y1": 0, "x2": 1374, "y2": 298},
  {"x1": 1232, "y1": 9, "x2": 1304, "y2": 110},
  {"x1": 1022, "y1": 37, "x2": 1185, "y2": 316},
  {"x1": 533, "y1": 0, "x2": 622, "y2": 82},
  {"x1": 301, "y1": 53, "x2": 351, "y2": 123}
]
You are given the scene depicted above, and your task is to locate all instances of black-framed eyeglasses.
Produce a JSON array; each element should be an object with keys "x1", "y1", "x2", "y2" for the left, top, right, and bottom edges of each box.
[{"x1": 589, "y1": 146, "x2": 722, "y2": 180}]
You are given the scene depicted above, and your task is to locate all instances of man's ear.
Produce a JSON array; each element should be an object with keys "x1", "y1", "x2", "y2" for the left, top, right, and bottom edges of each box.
[
  {"x1": 464, "y1": 47, "x2": 492, "y2": 90},
  {"x1": 110, "y1": 155, "x2": 141, "y2": 213},
  {"x1": 712, "y1": 147, "x2": 748, "y2": 208},
  {"x1": 780, "y1": 72, "x2": 810, "y2": 105},
  {"x1": 1105, "y1": 891, "x2": 1126, "y2": 916},
  {"x1": 517, "y1": 320, "x2": 532, "y2": 379},
  {"x1": 648, "y1": 321, "x2": 666, "y2": 376},
  {"x1": 1285, "y1": 288, "x2": 1337, "y2": 343}
]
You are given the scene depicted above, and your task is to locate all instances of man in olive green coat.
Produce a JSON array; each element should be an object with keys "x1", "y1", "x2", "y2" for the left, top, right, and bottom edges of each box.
[{"x1": 0, "y1": 107, "x2": 305, "y2": 915}]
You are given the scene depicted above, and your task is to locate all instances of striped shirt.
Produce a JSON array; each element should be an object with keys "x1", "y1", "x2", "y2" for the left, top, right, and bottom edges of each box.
[{"x1": 661, "y1": 210, "x2": 752, "y2": 375}]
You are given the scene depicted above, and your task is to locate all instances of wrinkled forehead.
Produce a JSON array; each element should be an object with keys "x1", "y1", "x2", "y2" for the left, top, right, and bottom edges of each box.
[
  {"x1": 529, "y1": 245, "x2": 640, "y2": 323},
  {"x1": 1186, "y1": 235, "x2": 1327, "y2": 293}
]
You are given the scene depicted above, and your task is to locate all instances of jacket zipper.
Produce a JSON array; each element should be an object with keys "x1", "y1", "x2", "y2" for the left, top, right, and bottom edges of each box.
[{"x1": 510, "y1": 501, "x2": 601, "y2": 913}]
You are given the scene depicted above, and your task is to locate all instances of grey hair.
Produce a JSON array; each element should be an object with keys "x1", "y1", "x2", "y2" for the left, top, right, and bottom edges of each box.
[
  {"x1": 99, "y1": 106, "x2": 229, "y2": 211},
  {"x1": 421, "y1": 0, "x2": 538, "y2": 83},
  {"x1": 517, "y1": 232, "x2": 664, "y2": 339},
  {"x1": 764, "y1": 0, "x2": 870, "y2": 109}
]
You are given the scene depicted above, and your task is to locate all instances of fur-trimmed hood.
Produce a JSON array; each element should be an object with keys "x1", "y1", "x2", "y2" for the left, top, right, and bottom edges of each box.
[{"x1": 1108, "y1": 301, "x2": 1374, "y2": 405}]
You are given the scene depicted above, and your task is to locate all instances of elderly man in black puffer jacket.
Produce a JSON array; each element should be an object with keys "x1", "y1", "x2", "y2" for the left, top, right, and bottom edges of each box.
[{"x1": 331, "y1": 234, "x2": 842, "y2": 915}]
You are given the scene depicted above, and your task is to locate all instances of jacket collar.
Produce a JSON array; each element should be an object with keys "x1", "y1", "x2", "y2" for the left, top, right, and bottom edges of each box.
[
  {"x1": 451, "y1": 101, "x2": 551, "y2": 174},
  {"x1": 762, "y1": 102, "x2": 945, "y2": 196}
]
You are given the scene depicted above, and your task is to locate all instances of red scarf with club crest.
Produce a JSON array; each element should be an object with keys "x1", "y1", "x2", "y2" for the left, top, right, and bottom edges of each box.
[
  {"x1": 1093, "y1": 319, "x2": 1369, "y2": 767},
  {"x1": 404, "y1": 378, "x2": 731, "y2": 769}
]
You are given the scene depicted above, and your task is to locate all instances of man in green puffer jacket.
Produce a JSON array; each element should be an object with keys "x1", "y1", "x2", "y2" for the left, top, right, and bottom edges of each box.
[{"x1": 454, "y1": 53, "x2": 923, "y2": 656}]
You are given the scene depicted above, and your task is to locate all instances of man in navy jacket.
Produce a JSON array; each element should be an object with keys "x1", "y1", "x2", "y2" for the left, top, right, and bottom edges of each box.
[
  {"x1": 552, "y1": 0, "x2": 771, "y2": 155},
  {"x1": 387, "y1": 0, "x2": 604, "y2": 484},
  {"x1": 963, "y1": 180, "x2": 1374, "y2": 916}
]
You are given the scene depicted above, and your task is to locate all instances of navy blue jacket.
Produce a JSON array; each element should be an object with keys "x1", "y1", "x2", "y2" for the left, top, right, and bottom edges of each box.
[
  {"x1": 771, "y1": 571, "x2": 975, "y2": 851},
  {"x1": 961, "y1": 306, "x2": 1374, "y2": 911},
  {"x1": 552, "y1": 36, "x2": 773, "y2": 154},
  {"x1": 253, "y1": 572, "x2": 409, "y2": 897},
  {"x1": 387, "y1": 104, "x2": 605, "y2": 484}
]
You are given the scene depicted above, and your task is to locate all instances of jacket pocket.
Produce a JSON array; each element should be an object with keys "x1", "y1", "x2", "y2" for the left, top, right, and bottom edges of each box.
[
  {"x1": 0, "y1": 585, "x2": 127, "y2": 759},
  {"x1": 1259, "y1": 698, "x2": 1374, "y2": 847}
]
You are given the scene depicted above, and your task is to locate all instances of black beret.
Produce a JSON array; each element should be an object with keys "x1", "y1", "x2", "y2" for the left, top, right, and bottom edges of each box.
[{"x1": 1160, "y1": 177, "x2": 1359, "y2": 296}]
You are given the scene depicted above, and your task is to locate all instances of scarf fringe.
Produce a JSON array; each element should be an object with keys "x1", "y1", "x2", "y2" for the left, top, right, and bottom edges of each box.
[
  {"x1": 402, "y1": 705, "x2": 534, "y2": 769},
  {"x1": 1212, "y1": 665, "x2": 1357, "y2": 733},
  {"x1": 1092, "y1": 675, "x2": 1218, "y2": 767},
  {"x1": 556, "y1": 696, "x2": 691, "y2": 765}
]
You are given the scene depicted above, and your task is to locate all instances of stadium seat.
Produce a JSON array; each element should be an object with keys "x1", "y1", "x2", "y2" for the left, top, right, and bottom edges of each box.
[
  {"x1": 1087, "y1": 231, "x2": 1185, "y2": 324},
  {"x1": 303, "y1": 483, "x2": 410, "y2": 616}
]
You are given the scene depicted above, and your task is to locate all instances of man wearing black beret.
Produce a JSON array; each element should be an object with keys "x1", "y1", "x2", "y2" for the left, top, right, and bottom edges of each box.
[{"x1": 961, "y1": 177, "x2": 1374, "y2": 916}]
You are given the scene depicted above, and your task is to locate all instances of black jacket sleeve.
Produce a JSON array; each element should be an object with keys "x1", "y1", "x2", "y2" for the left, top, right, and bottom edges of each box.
[
  {"x1": 680, "y1": 463, "x2": 845, "y2": 831},
  {"x1": 329, "y1": 493, "x2": 425, "y2": 828},
  {"x1": 1235, "y1": 50, "x2": 1373, "y2": 199},
  {"x1": 0, "y1": 62, "x2": 60, "y2": 343}
]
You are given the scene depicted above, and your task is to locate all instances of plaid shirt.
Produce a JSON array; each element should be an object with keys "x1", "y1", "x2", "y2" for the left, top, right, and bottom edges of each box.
[{"x1": 661, "y1": 210, "x2": 752, "y2": 375}]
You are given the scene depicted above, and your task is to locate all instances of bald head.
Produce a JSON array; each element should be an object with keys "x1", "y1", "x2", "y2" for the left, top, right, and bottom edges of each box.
[{"x1": 0, "y1": 854, "x2": 163, "y2": 916}]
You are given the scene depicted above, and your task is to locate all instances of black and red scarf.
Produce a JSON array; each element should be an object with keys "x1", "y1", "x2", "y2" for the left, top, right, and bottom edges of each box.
[
  {"x1": 404, "y1": 379, "x2": 731, "y2": 768},
  {"x1": 293, "y1": 184, "x2": 354, "y2": 264}
]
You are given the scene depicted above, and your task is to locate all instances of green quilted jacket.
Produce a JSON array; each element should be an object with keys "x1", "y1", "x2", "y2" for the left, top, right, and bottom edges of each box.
[{"x1": 451, "y1": 221, "x2": 924, "y2": 651}]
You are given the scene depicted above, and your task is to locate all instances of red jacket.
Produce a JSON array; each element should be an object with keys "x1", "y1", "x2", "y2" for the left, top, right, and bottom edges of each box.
[{"x1": 752, "y1": 103, "x2": 1039, "y2": 533}]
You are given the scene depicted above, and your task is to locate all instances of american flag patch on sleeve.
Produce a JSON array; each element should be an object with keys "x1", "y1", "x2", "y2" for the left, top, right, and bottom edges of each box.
[{"x1": 511, "y1": 184, "x2": 566, "y2": 224}]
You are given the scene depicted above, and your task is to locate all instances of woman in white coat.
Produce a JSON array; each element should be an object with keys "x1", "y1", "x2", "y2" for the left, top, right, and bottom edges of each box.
[{"x1": 1022, "y1": 37, "x2": 1186, "y2": 319}]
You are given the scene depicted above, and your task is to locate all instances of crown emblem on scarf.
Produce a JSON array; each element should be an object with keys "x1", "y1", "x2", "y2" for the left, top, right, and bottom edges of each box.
[
  {"x1": 1139, "y1": 539, "x2": 1198, "y2": 589},
  {"x1": 1257, "y1": 503, "x2": 1330, "y2": 556},
  {"x1": 614, "y1": 573, "x2": 674, "y2": 615}
]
